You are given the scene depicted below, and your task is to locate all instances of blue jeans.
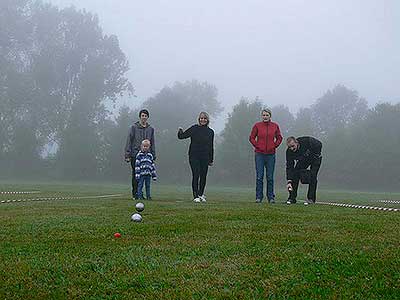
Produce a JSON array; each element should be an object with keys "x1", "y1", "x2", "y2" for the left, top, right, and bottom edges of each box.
[
  {"x1": 137, "y1": 175, "x2": 151, "y2": 199},
  {"x1": 255, "y1": 153, "x2": 276, "y2": 201}
]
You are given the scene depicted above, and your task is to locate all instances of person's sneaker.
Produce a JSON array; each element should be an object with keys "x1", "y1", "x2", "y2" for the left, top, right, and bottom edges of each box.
[
  {"x1": 269, "y1": 199, "x2": 275, "y2": 204},
  {"x1": 286, "y1": 200, "x2": 292, "y2": 205},
  {"x1": 304, "y1": 199, "x2": 314, "y2": 205},
  {"x1": 146, "y1": 197, "x2": 152, "y2": 200},
  {"x1": 199, "y1": 195, "x2": 207, "y2": 202},
  {"x1": 255, "y1": 199, "x2": 262, "y2": 203},
  {"x1": 193, "y1": 197, "x2": 201, "y2": 203}
]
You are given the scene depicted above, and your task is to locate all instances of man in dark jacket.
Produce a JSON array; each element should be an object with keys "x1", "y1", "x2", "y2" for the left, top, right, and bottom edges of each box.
[
  {"x1": 286, "y1": 136, "x2": 322, "y2": 205},
  {"x1": 124, "y1": 109, "x2": 156, "y2": 199}
]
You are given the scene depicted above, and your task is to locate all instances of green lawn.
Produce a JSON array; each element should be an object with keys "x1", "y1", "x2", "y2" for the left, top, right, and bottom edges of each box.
[{"x1": 1, "y1": 182, "x2": 399, "y2": 299}]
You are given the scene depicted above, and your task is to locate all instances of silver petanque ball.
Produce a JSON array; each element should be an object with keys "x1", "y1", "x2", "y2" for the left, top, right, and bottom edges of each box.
[
  {"x1": 131, "y1": 213, "x2": 142, "y2": 222},
  {"x1": 135, "y1": 202, "x2": 145, "y2": 212}
]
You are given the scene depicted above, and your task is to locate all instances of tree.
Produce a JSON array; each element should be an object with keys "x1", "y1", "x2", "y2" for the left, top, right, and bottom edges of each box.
[
  {"x1": 215, "y1": 98, "x2": 262, "y2": 184},
  {"x1": 270, "y1": 104, "x2": 295, "y2": 137},
  {"x1": 290, "y1": 107, "x2": 317, "y2": 138},
  {"x1": 215, "y1": 100, "x2": 295, "y2": 185},
  {"x1": 140, "y1": 80, "x2": 222, "y2": 182},
  {"x1": 0, "y1": 0, "x2": 36, "y2": 166},
  {"x1": 0, "y1": 1, "x2": 133, "y2": 179},
  {"x1": 323, "y1": 102, "x2": 400, "y2": 189},
  {"x1": 311, "y1": 84, "x2": 368, "y2": 137},
  {"x1": 102, "y1": 105, "x2": 138, "y2": 181},
  {"x1": 28, "y1": 4, "x2": 133, "y2": 178}
]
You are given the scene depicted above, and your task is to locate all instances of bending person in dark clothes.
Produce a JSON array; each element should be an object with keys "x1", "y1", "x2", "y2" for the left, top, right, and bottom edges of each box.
[{"x1": 286, "y1": 136, "x2": 322, "y2": 205}]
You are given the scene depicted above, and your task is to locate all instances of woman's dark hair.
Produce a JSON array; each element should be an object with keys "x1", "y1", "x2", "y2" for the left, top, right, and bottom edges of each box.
[{"x1": 139, "y1": 109, "x2": 149, "y2": 117}]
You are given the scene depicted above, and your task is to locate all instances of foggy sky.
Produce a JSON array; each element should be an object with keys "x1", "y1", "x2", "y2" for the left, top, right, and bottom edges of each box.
[{"x1": 49, "y1": 0, "x2": 400, "y2": 130}]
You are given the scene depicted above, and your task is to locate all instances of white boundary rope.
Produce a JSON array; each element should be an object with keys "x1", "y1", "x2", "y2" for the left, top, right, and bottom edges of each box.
[
  {"x1": 379, "y1": 200, "x2": 400, "y2": 204},
  {"x1": 0, "y1": 191, "x2": 40, "y2": 195},
  {"x1": 316, "y1": 201, "x2": 399, "y2": 212},
  {"x1": 0, "y1": 194, "x2": 123, "y2": 204}
]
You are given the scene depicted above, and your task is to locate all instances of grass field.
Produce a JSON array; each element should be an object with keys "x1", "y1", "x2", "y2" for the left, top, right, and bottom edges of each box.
[{"x1": 1, "y1": 182, "x2": 399, "y2": 299}]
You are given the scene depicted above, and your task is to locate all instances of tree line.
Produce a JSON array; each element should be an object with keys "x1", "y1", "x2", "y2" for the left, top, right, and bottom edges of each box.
[
  {"x1": 215, "y1": 87, "x2": 400, "y2": 190},
  {"x1": 1, "y1": 1, "x2": 399, "y2": 190}
]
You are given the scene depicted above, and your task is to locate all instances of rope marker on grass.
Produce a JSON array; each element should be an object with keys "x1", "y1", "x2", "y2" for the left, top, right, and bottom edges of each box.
[
  {"x1": 316, "y1": 201, "x2": 399, "y2": 212},
  {"x1": 0, "y1": 194, "x2": 123, "y2": 205},
  {"x1": 379, "y1": 200, "x2": 400, "y2": 204},
  {"x1": 0, "y1": 191, "x2": 40, "y2": 195}
]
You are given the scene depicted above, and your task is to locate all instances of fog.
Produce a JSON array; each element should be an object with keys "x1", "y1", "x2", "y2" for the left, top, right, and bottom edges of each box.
[
  {"x1": 1, "y1": 0, "x2": 399, "y2": 189},
  {"x1": 49, "y1": 0, "x2": 400, "y2": 129}
]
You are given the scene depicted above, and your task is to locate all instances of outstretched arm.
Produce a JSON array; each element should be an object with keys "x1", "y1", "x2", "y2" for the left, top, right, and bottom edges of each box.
[{"x1": 178, "y1": 125, "x2": 194, "y2": 139}]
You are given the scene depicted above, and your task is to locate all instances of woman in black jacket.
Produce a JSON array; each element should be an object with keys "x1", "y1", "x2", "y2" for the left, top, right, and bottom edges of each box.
[{"x1": 178, "y1": 112, "x2": 214, "y2": 203}]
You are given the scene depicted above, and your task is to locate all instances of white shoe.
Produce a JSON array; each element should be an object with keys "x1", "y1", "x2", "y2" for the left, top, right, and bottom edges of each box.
[
  {"x1": 193, "y1": 197, "x2": 201, "y2": 203},
  {"x1": 199, "y1": 195, "x2": 207, "y2": 202},
  {"x1": 286, "y1": 200, "x2": 292, "y2": 205},
  {"x1": 304, "y1": 199, "x2": 314, "y2": 205}
]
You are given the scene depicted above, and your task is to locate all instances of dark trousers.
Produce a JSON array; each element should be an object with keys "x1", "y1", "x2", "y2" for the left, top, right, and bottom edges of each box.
[
  {"x1": 288, "y1": 157, "x2": 322, "y2": 202},
  {"x1": 189, "y1": 156, "x2": 209, "y2": 199},
  {"x1": 130, "y1": 159, "x2": 138, "y2": 198}
]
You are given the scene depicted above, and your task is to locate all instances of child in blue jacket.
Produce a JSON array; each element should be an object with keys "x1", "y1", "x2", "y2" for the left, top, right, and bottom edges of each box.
[{"x1": 135, "y1": 139, "x2": 157, "y2": 200}]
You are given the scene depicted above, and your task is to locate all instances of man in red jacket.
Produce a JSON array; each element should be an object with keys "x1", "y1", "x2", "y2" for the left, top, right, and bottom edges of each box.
[{"x1": 249, "y1": 108, "x2": 283, "y2": 203}]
